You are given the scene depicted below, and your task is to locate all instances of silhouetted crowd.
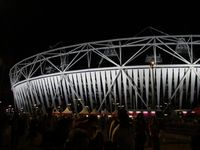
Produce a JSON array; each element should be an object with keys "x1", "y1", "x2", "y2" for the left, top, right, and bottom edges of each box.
[{"x1": 0, "y1": 107, "x2": 163, "y2": 150}]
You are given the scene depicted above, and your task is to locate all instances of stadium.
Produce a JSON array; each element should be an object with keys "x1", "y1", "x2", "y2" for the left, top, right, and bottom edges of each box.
[{"x1": 9, "y1": 30, "x2": 200, "y2": 114}]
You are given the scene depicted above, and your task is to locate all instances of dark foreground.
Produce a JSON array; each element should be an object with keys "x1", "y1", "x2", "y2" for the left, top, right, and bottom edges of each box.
[{"x1": 145, "y1": 130, "x2": 191, "y2": 150}]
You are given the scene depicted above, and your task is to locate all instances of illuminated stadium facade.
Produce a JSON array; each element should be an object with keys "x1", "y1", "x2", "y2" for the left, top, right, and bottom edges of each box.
[{"x1": 9, "y1": 33, "x2": 200, "y2": 113}]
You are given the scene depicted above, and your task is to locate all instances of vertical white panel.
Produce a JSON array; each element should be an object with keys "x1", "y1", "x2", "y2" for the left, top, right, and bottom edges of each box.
[
  {"x1": 168, "y1": 68, "x2": 173, "y2": 99},
  {"x1": 162, "y1": 68, "x2": 167, "y2": 98},
  {"x1": 101, "y1": 71, "x2": 107, "y2": 109},
  {"x1": 23, "y1": 84, "x2": 32, "y2": 111},
  {"x1": 61, "y1": 75, "x2": 69, "y2": 105},
  {"x1": 54, "y1": 76, "x2": 62, "y2": 105},
  {"x1": 106, "y1": 70, "x2": 113, "y2": 111},
  {"x1": 86, "y1": 72, "x2": 93, "y2": 109},
  {"x1": 68, "y1": 74, "x2": 77, "y2": 113},
  {"x1": 101, "y1": 71, "x2": 106, "y2": 97},
  {"x1": 179, "y1": 68, "x2": 184, "y2": 108},
  {"x1": 13, "y1": 90, "x2": 19, "y2": 109},
  {"x1": 48, "y1": 77, "x2": 56, "y2": 107},
  {"x1": 156, "y1": 68, "x2": 161, "y2": 107},
  {"x1": 68, "y1": 74, "x2": 76, "y2": 101},
  {"x1": 96, "y1": 71, "x2": 102, "y2": 104},
  {"x1": 22, "y1": 84, "x2": 32, "y2": 112},
  {"x1": 17, "y1": 90, "x2": 24, "y2": 110},
  {"x1": 17, "y1": 87, "x2": 26, "y2": 111},
  {"x1": 30, "y1": 80, "x2": 40, "y2": 110},
  {"x1": 122, "y1": 70, "x2": 128, "y2": 109},
  {"x1": 111, "y1": 70, "x2": 117, "y2": 106},
  {"x1": 50, "y1": 76, "x2": 58, "y2": 107},
  {"x1": 185, "y1": 68, "x2": 190, "y2": 99},
  {"x1": 15, "y1": 87, "x2": 21, "y2": 109},
  {"x1": 72, "y1": 74, "x2": 79, "y2": 97},
  {"x1": 15, "y1": 88, "x2": 22, "y2": 110},
  {"x1": 19, "y1": 89, "x2": 26, "y2": 110},
  {"x1": 57, "y1": 76, "x2": 64, "y2": 100},
  {"x1": 52, "y1": 77, "x2": 59, "y2": 106},
  {"x1": 43, "y1": 78, "x2": 51, "y2": 106},
  {"x1": 190, "y1": 69, "x2": 196, "y2": 104},
  {"x1": 173, "y1": 68, "x2": 178, "y2": 106},
  {"x1": 27, "y1": 82, "x2": 36, "y2": 107},
  {"x1": 172, "y1": 68, "x2": 179, "y2": 107},
  {"x1": 150, "y1": 68, "x2": 154, "y2": 108},
  {"x1": 197, "y1": 68, "x2": 200, "y2": 99},
  {"x1": 19, "y1": 88, "x2": 27, "y2": 110},
  {"x1": 139, "y1": 69, "x2": 144, "y2": 97},
  {"x1": 35, "y1": 79, "x2": 46, "y2": 112},
  {"x1": 20, "y1": 86, "x2": 28, "y2": 111},
  {"x1": 71, "y1": 74, "x2": 81, "y2": 108},
  {"x1": 77, "y1": 73, "x2": 84, "y2": 101},
  {"x1": 65, "y1": 75, "x2": 71, "y2": 100},
  {"x1": 81, "y1": 73, "x2": 88, "y2": 103},
  {"x1": 37, "y1": 79, "x2": 45, "y2": 109},
  {"x1": 91, "y1": 72, "x2": 97, "y2": 103},
  {"x1": 41, "y1": 78, "x2": 49, "y2": 107},
  {"x1": 133, "y1": 69, "x2": 138, "y2": 109},
  {"x1": 144, "y1": 69, "x2": 149, "y2": 107},
  {"x1": 31, "y1": 81, "x2": 40, "y2": 105},
  {"x1": 13, "y1": 90, "x2": 17, "y2": 108},
  {"x1": 127, "y1": 69, "x2": 133, "y2": 109},
  {"x1": 117, "y1": 70, "x2": 122, "y2": 105},
  {"x1": 173, "y1": 68, "x2": 179, "y2": 90}
]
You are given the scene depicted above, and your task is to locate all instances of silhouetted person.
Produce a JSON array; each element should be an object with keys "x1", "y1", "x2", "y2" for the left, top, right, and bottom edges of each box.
[
  {"x1": 148, "y1": 116, "x2": 160, "y2": 150},
  {"x1": 135, "y1": 113, "x2": 147, "y2": 150},
  {"x1": 17, "y1": 130, "x2": 43, "y2": 150},
  {"x1": 65, "y1": 128, "x2": 90, "y2": 150},
  {"x1": 105, "y1": 115, "x2": 119, "y2": 150},
  {"x1": 112, "y1": 108, "x2": 135, "y2": 150}
]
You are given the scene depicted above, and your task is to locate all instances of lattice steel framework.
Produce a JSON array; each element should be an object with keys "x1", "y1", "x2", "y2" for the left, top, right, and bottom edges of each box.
[{"x1": 9, "y1": 34, "x2": 200, "y2": 113}]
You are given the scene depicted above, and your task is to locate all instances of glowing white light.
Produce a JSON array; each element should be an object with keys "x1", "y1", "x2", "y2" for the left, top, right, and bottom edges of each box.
[
  {"x1": 97, "y1": 115, "x2": 100, "y2": 118},
  {"x1": 151, "y1": 111, "x2": 156, "y2": 114},
  {"x1": 150, "y1": 61, "x2": 155, "y2": 67},
  {"x1": 143, "y1": 111, "x2": 148, "y2": 114},
  {"x1": 118, "y1": 105, "x2": 124, "y2": 108},
  {"x1": 136, "y1": 111, "x2": 141, "y2": 114},
  {"x1": 129, "y1": 115, "x2": 133, "y2": 118},
  {"x1": 182, "y1": 111, "x2": 187, "y2": 114},
  {"x1": 86, "y1": 115, "x2": 89, "y2": 117},
  {"x1": 191, "y1": 111, "x2": 195, "y2": 114},
  {"x1": 164, "y1": 114, "x2": 168, "y2": 116},
  {"x1": 129, "y1": 111, "x2": 133, "y2": 114},
  {"x1": 108, "y1": 115, "x2": 112, "y2": 118}
]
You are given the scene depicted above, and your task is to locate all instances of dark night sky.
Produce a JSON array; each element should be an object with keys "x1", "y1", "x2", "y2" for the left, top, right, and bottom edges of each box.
[{"x1": 0, "y1": 0, "x2": 199, "y2": 104}]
